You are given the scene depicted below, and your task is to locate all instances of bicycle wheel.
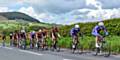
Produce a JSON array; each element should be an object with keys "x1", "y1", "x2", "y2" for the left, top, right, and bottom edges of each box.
[
  {"x1": 22, "y1": 39, "x2": 26, "y2": 50},
  {"x1": 71, "y1": 43, "x2": 76, "y2": 54},
  {"x1": 56, "y1": 44, "x2": 60, "y2": 52},
  {"x1": 94, "y1": 47, "x2": 100, "y2": 56},
  {"x1": 78, "y1": 43, "x2": 83, "y2": 54},
  {"x1": 102, "y1": 42, "x2": 111, "y2": 57}
]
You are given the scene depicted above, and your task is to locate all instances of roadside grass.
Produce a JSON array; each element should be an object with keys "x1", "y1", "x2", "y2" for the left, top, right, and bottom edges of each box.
[{"x1": 1, "y1": 36, "x2": 120, "y2": 53}]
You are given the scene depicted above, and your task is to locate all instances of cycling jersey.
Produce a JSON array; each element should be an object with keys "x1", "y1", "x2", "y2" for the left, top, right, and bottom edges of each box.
[
  {"x1": 70, "y1": 28, "x2": 80, "y2": 37},
  {"x1": 92, "y1": 25, "x2": 108, "y2": 36},
  {"x1": 43, "y1": 31, "x2": 47, "y2": 37},
  {"x1": 30, "y1": 32, "x2": 36, "y2": 39},
  {"x1": 13, "y1": 33, "x2": 18, "y2": 40},
  {"x1": 20, "y1": 32, "x2": 26, "y2": 39},
  {"x1": 50, "y1": 28, "x2": 59, "y2": 38},
  {"x1": 37, "y1": 32, "x2": 43, "y2": 38},
  {"x1": 2, "y1": 35, "x2": 6, "y2": 40}
]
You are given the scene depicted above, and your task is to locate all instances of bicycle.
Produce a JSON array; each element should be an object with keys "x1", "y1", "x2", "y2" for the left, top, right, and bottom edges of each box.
[
  {"x1": 20, "y1": 38, "x2": 26, "y2": 50},
  {"x1": 30, "y1": 38, "x2": 36, "y2": 49},
  {"x1": 71, "y1": 36, "x2": 83, "y2": 54},
  {"x1": 50, "y1": 39, "x2": 61, "y2": 52},
  {"x1": 36, "y1": 39, "x2": 43, "y2": 50},
  {"x1": 94, "y1": 36, "x2": 111, "y2": 57}
]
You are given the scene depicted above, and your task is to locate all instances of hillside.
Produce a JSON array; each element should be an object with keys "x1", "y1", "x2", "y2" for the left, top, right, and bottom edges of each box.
[{"x1": 0, "y1": 12, "x2": 40, "y2": 23}]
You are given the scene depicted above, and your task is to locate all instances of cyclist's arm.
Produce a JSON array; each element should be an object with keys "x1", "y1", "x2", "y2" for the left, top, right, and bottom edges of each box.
[
  {"x1": 29, "y1": 33, "x2": 31, "y2": 40},
  {"x1": 36, "y1": 33, "x2": 38, "y2": 41},
  {"x1": 102, "y1": 26, "x2": 109, "y2": 36},
  {"x1": 92, "y1": 26, "x2": 100, "y2": 36},
  {"x1": 51, "y1": 32, "x2": 55, "y2": 38}
]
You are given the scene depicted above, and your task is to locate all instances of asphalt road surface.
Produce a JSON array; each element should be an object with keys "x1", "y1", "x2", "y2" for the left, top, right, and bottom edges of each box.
[{"x1": 0, "y1": 46, "x2": 120, "y2": 60}]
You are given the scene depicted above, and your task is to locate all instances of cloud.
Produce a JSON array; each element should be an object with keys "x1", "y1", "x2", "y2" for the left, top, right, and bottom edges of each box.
[
  {"x1": 18, "y1": 7, "x2": 43, "y2": 22},
  {"x1": 0, "y1": 0, "x2": 120, "y2": 25},
  {"x1": 86, "y1": 0, "x2": 102, "y2": 10},
  {"x1": 0, "y1": 7, "x2": 14, "y2": 12}
]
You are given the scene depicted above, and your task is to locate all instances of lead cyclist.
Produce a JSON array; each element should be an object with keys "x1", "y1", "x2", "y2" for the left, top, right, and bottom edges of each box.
[{"x1": 92, "y1": 22, "x2": 109, "y2": 54}]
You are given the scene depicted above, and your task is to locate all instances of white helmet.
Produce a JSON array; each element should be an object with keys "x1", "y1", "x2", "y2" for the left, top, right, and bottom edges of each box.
[
  {"x1": 21, "y1": 30, "x2": 25, "y2": 33},
  {"x1": 32, "y1": 31, "x2": 35, "y2": 33},
  {"x1": 39, "y1": 29, "x2": 42, "y2": 32},
  {"x1": 75, "y1": 24, "x2": 79, "y2": 28},
  {"x1": 98, "y1": 22, "x2": 104, "y2": 26}
]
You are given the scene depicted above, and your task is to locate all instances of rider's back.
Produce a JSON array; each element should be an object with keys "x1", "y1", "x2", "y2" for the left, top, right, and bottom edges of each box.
[{"x1": 70, "y1": 28, "x2": 80, "y2": 36}]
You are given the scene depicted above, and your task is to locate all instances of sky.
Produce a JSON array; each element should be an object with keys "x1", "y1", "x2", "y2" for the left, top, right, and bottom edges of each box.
[{"x1": 0, "y1": 0, "x2": 120, "y2": 25}]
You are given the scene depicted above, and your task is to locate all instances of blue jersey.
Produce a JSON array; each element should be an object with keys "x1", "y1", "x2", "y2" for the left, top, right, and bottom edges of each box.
[
  {"x1": 30, "y1": 32, "x2": 36, "y2": 39},
  {"x1": 92, "y1": 25, "x2": 108, "y2": 36},
  {"x1": 70, "y1": 28, "x2": 80, "y2": 36}
]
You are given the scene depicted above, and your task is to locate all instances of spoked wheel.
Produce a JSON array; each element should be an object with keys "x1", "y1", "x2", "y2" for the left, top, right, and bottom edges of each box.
[
  {"x1": 56, "y1": 45, "x2": 61, "y2": 52},
  {"x1": 72, "y1": 44, "x2": 76, "y2": 54},
  {"x1": 102, "y1": 44, "x2": 111, "y2": 57},
  {"x1": 20, "y1": 39, "x2": 26, "y2": 50},
  {"x1": 50, "y1": 40, "x2": 60, "y2": 52},
  {"x1": 72, "y1": 43, "x2": 81, "y2": 54},
  {"x1": 94, "y1": 47, "x2": 100, "y2": 56},
  {"x1": 50, "y1": 46, "x2": 60, "y2": 52},
  {"x1": 37, "y1": 42, "x2": 42, "y2": 51},
  {"x1": 93, "y1": 43, "x2": 111, "y2": 57}
]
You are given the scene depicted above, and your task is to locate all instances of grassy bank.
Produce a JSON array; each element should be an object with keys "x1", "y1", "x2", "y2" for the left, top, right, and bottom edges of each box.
[{"x1": 1, "y1": 36, "x2": 120, "y2": 53}]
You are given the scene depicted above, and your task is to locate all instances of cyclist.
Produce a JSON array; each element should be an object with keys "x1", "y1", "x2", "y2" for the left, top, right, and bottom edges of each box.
[
  {"x1": 50, "y1": 26, "x2": 61, "y2": 51},
  {"x1": 92, "y1": 22, "x2": 108, "y2": 54},
  {"x1": 36, "y1": 29, "x2": 44, "y2": 50},
  {"x1": 20, "y1": 29, "x2": 27, "y2": 49},
  {"x1": 2, "y1": 32, "x2": 6, "y2": 47},
  {"x1": 70, "y1": 24, "x2": 80, "y2": 53},
  {"x1": 13, "y1": 30, "x2": 19, "y2": 47},
  {"x1": 9, "y1": 32, "x2": 13, "y2": 47},
  {"x1": 29, "y1": 31, "x2": 36, "y2": 49},
  {"x1": 42, "y1": 28, "x2": 49, "y2": 50},
  {"x1": 17, "y1": 31, "x2": 21, "y2": 48}
]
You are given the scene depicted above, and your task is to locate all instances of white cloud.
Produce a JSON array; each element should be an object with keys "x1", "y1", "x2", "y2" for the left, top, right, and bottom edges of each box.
[
  {"x1": 86, "y1": 0, "x2": 102, "y2": 10},
  {"x1": 0, "y1": 7, "x2": 14, "y2": 12},
  {"x1": 18, "y1": 7, "x2": 43, "y2": 22},
  {"x1": 0, "y1": 7, "x2": 9, "y2": 12},
  {"x1": 18, "y1": 6, "x2": 55, "y2": 22}
]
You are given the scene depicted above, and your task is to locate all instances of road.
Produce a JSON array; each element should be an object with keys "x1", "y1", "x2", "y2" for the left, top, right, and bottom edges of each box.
[{"x1": 0, "y1": 46, "x2": 120, "y2": 60}]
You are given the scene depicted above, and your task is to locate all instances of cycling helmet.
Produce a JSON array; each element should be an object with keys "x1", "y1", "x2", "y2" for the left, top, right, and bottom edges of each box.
[
  {"x1": 32, "y1": 31, "x2": 35, "y2": 33},
  {"x1": 39, "y1": 29, "x2": 42, "y2": 32},
  {"x1": 21, "y1": 30, "x2": 25, "y2": 33},
  {"x1": 75, "y1": 24, "x2": 79, "y2": 28},
  {"x1": 98, "y1": 22, "x2": 104, "y2": 26}
]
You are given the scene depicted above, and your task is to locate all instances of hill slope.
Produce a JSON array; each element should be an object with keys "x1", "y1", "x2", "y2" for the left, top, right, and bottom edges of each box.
[{"x1": 0, "y1": 12, "x2": 40, "y2": 23}]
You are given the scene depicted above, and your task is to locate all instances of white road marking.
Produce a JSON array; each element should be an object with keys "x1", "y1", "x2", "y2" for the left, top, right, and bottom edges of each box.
[
  {"x1": 0, "y1": 46, "x2": 13, "y2": 50},
  {"x1": 63, "y1": 59, "x2": 72, "y2": 60},
  {"x1": 19, "y1": 50, "x2": 43, "y2": 56},
  {"x1": 4, "y1": 47, "x2": 13, "y2": 50}
]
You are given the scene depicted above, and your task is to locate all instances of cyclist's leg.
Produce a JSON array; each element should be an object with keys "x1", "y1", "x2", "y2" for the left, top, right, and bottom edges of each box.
[
  {"x1": 45, "y1": 38, "x2": 48, "y2": 50},
  {"x1": 72, "y1": 36, "x2": 76, "y2": 49},
  {"x1": 95, "y1": 36, "x2": 101, "y2": 53},
  {"x1": 10, "y1": 39, "x2": 12, "y2": 46},
  {"x1": 43, "y1": 37, "x2": 47, "y2": 49},
  {"x1": 37, "y1": 38, "x2": 41, "y2": 49},
  {"x1": 2, "y1": 39, "x2": 5, "y2": 47},
  {"x1": 41, "y1": 37, "x2": 44, "y2": 49},
  {"x1": 32, "y1": 38, "x2": 35, "y2": 48},
  {"x1": 23, "y1": 38, "x2": 27, "y2": 49},
  {"x1": 17, "y1": 39, "x2": 19, "y2": 48},
  {"x1": 30, "y1": 38, "x2": 33, "y2": 49}
]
